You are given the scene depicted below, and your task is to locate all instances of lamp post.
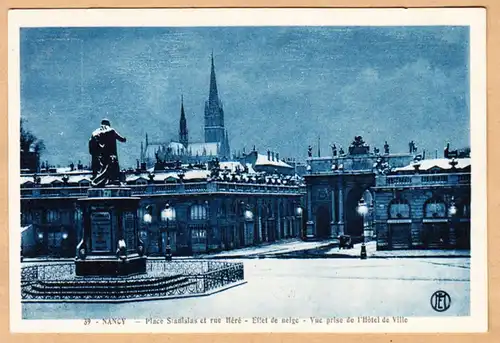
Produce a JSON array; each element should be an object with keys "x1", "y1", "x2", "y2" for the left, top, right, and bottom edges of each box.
[
  {"x1": 295, "y1": 206, "x2": 303, "y2": 238},
  {"x1": 357, "y1": 197, "x2": 368, "y2": 259},
  {"x1": 243, "y1": 206, "x2": 254, "y2": 246},
  {"x1": 143, "y1": 205, "x2": 152, "y2": 256},
  {"x1": 61, "y1": 229, "x2": 69, "y2": 257},
  {"x1": 37, "y1": 231, "x2": 44, "y2": 257},
  {"x1": 161, "y1": 203, "x2": 175, "y2": 261},
  {"x1": 448, "y1": 196, "x2": 457, "y2": 248}
]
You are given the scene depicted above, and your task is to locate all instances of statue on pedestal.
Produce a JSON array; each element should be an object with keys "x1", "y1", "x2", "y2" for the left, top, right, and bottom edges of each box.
[{"x1": 89, "y1": 119, "x2": 126, "y2": 187}]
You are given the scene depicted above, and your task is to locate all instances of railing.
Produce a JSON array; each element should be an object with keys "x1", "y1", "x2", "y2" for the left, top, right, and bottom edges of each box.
[
  {"x1": 378, "y1": 172, "x2": 470, "y2": 187},
  {"x1": 21, "y1": 260, "x2": 245, "y2": 301},
  {"x1": 21, "y1": 263, "x2": 75, "y2": 285},
  {"x1": 20, "y1": 182, "x2": 302, "y2": 199},
  {"x1": 386, "y1": 176, "x2": 412, "y2": 185}
]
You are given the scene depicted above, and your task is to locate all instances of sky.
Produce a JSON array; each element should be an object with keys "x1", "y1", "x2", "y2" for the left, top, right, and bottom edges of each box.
[{"x1": 20, "y1": 26, "x2": 470, "y2": 168}]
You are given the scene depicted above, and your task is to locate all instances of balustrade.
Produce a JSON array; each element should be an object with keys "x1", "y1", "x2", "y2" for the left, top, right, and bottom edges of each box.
[
  {"x1": 381, "y1": 173, "x2": 469, "y2": 187},
  {"x1": 20, "y1": 180, "x2": 302, "y2": 199}
]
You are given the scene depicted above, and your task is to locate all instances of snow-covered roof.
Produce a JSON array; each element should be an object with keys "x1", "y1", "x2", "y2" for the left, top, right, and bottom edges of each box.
[
  {"x1": 395, "y1": 158, "x2": 471, "y2": 172},
  {"x1": 125, "y1": 174, "x2": 149, "y2": 182},
  {"x1": 67, "y1": 175, "x2": 92, "y2": 183},
  {"x1": 255, "y1": 154, "x2": 292, "y2": 168},
  {"x1": 219, "y1": 161, "x2": 257, "y2": 174},
  {"x1": 184, "y1": 170, "x2": 211, "y2": 180}
]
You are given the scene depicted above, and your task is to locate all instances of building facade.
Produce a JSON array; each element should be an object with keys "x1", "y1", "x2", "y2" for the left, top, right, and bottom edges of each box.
[
  {"x1": 303, "y1": 136, "x2": 414, "y2": 241},
  {"x1": 20, "y1": 165, "x2": 305, "y2": 258},
  {"x1": 303, "y1": 136, "x2": 471, "y2": 250},
  {"x1": 373, "y1": 158, "x2": 471, "y2": 250}
]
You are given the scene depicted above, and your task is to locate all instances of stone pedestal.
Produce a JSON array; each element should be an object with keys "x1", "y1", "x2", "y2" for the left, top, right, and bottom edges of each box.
[{"x1": 75, "y1": 187, "x2": 146, "y2": 277}]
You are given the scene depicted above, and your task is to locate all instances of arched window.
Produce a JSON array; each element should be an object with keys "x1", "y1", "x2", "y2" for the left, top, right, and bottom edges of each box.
[
  {"x1": 388, "y1": 199, "x2": 410, "y2": 219},
  {"x1": 424, "y1": 198, "x2": 447, "y2": 218},
  {"x1": 190, "y1": 204, "x2": 208, "y2": 220}
]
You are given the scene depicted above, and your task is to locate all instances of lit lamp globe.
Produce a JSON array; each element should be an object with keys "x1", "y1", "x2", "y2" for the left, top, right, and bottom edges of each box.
[
  {"x1": 143, "y1": 213, "x2": 152, "y2": 224},
  {"x1": 357, "y1": 198, "x2": 369, "y2": 217},
  {"x1": 449, "y1": 203, "x2": 457, "y2": 217},
  {"x1": 37, "y1": 232, "x2": 44, "y2": 240},
  {"x1": 244, "y1": 209, "x2": 254, "y2": 221},
  {"x1": 295, "y1": 207, "x2": 303, "y2": 216},
  {"x1": 62, "y1": 232, "x2": 68, "y2": 240},
  {"x1": 161, "y1": 205, "x2": 175, "y2": 222}
]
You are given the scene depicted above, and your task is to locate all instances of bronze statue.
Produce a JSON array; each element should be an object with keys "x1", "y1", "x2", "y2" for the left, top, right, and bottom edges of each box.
[
  {"x1": 89, "y1": 119, "x2": 126, "y2": 187},
  {"x1": 307, "y1": 145, "x2": 313, "y2": 157}
]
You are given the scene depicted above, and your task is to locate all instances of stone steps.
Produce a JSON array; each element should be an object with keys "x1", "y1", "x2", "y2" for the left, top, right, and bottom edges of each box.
[{"x1": 23, "y1": 274, "x2": 199, "y2": 299}]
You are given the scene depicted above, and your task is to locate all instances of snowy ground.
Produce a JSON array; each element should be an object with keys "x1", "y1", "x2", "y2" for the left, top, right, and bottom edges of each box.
[{"x1": 22, "y1": 257, "x2": 470, "y2": 319}]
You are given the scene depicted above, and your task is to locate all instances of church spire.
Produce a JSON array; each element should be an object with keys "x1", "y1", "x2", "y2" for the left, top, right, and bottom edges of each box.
[
  {"x1": 209, "y1": 51, "x2": 219, "y2": 104},
  {"x1": 179, "y1": 95, "x2": 188, "y2": 148}
]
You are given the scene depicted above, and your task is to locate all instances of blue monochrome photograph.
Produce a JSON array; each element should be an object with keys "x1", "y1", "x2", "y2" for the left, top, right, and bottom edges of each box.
[{"x1": 10, "y1": 8, "x2": 488, "y2": 333}]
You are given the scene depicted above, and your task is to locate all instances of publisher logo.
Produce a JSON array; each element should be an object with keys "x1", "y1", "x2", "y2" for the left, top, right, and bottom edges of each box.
[{"x1": 430, "y1": 290, "x2": 451, "y2": 312}]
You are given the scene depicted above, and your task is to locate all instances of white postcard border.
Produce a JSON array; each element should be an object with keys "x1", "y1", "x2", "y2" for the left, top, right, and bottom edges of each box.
[{"x1": 8, "y1": 7, "x2": 487, "y2": 333}]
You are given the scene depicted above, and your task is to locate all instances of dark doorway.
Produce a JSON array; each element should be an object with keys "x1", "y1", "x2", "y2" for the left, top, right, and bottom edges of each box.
[
  {"x1": 345, "y1": 189, "x2": 364, "y2": 239},
  {"x1": 315, "y1": 205, "x2": 331, "y2": 238}
]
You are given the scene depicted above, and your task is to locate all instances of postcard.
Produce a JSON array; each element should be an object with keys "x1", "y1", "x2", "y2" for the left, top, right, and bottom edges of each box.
[{"x1": 8, "y1": 7, "x2": 487, "y2": 333}]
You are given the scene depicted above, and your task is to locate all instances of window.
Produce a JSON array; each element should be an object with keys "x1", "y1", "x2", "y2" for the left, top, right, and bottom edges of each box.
[
  {"x1": 190, "y1": 205, "x2": 208, "y2": 220},
  {"x1": 46, "y1": 210, "x2": 60, "y2": 223},
  {"x1": 191, "y1": 228, "x2": 207, "y2": 245},
  {"x1": 461, "y1": 203, "x2": 470, "y2": 218},
  {"x1": 60, "y1": 210, "x2": 72, "y2": 225},
  {"x1": 218, "y1": 202, "x2": 227, "y2": 218},
  {"x1": 388, "y1": 199, "x2": 410, "y2": 219},
  {"x1": 424, "y1": 199, "x2": 447, "y2": 218}
]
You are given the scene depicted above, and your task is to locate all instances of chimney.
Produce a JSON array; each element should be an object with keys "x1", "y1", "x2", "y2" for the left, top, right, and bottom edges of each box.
[
  {"x1": 267, "y1": 150, "x2": 271, "y2": 160},
  {"x1": 271, "y1": 151, "x2": 275, "y2": 161},
  {"x1": 276, "y1": 153, "x2": 280, "y2": 161}
]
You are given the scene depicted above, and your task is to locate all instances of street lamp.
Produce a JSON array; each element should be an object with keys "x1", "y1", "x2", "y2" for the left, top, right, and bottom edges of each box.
[
  {"x1": 161, "y1": 203, "x2": 175, "y2": 261},
  {"x1": 143, "y1": 205, "x2": 153, "y2": 225},
  {"x1": 243, "y1": 205, "x2": 254, "y2": 246},
  {"x1": 357, "y1": 198, "x2": 369, "y2": 217},
  {"x1": 357, "y1": 197, "x2": 368, "y2": 259},
  {"x1": 448, "y1": 196, "x2": 457, "y2": 217},
  {"x1": 295, "y1": 206, "x2": 303, "y2": 238},
  {"x1": 142, "y1": 205, "x2": 153, "y2": 257},
  {"x1": 244, "y1": 208, "x2": 254, "y2": 221},
  {"x1": 448, "y1": 196, "x2": 457, "y2": 248}
]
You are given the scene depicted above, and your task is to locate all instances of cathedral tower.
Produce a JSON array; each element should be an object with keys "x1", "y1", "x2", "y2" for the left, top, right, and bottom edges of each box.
[
  {"x1": 179, "y1": 95, "x2": 188, "y2": 148},
  {"x1": 204, "y1": 53, "x2": 230, "y2": 157}
]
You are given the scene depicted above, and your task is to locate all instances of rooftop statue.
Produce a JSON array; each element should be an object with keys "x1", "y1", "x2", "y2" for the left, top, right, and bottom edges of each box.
[{"x1": 89, "y1": 119, "x2": 127, "y2": 187}]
